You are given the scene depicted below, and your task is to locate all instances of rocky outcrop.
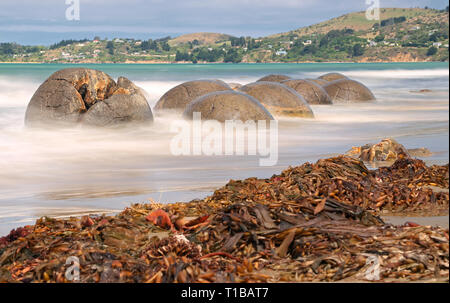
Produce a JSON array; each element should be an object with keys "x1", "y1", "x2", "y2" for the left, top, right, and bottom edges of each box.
[
  {"x1": 154, "y1": 80, "x2": 231, "y2": 112},
  {"x1": 346, "y1": 138, "x2": 417, "y2": 162},
  {"x1": 239, "y1": 82, "x2": 314, "y2": 118},
  {"x1": 257, "y1": 74, "x2": 292, "y2": 83},
  {"x1": 322, "y1": 79, "x2": 376, "y2": 103},
  {"x1": 282, "y1": 79, "x2": 332, "y2": 105},
  {"x1": 183, "y1": 91, "x2": 274, "y2": 122},
  {"x1": 24, "y1": 68, "x2": 153, "y2": 127}
]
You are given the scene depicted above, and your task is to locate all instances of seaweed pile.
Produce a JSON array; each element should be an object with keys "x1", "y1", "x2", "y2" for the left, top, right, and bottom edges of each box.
[
  {"x1": 0, "y1": 156, "x2": 448, "y2": 283},
  {"x1": 208, "y1": 156, "x2": 448, "y2": 216}
]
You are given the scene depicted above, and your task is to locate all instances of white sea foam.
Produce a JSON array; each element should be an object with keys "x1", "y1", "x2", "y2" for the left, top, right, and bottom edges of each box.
[
  {"x1": 303, "y1": 68, "x2": 449, "y2": 80},
  {"x1": 0, "y1": 65, "x2": 448, "y2": 235}
]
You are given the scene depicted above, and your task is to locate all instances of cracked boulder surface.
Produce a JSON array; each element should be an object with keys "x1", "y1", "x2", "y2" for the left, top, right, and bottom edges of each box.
[
  {"x1": 306, "y1": 78, "x2": 328, "y2": 86},
  {"x1": 183, "y1": 91, "x2": 274, "y2": 122},
  {"x1": 282, "y1": 79, "x2": 333, "y2": 105},
  {"x1": 256, "y1": 74, "x2": 292, "y2": 83},
  {"x1": 317, "y1": 72, "x2": 348, "y2": 82},
  {"x1": 154, "y1": 80, "x2": 231, "y2": 113},
  {"x1": 239, "y1": 81, "x2": 314, "y2": 118},
  {"x1": 82, "y1": 77, "x2": 154, "y2": 127},
  {"x1": 322, "y1": 79, "x2": 376, "y2": 103},
  {"x1": 24, "y1": 68, "x2": 153, "y2": 127}
]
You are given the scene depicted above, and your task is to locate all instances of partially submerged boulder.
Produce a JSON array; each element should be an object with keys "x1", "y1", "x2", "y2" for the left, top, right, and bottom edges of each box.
[
  {"x1": 154, "y1": 80, "x2": 231, "y2": 112},
  {"x1": 306, "y1": 78, "x2": 328, "y2": 86},
  {"x1": 318, "y1": 72, "x2": 348, "y2": 82},
  {"x1": 239, "y1": 82, "x2": 314, "y2": 118},
  {"x1": 282, "y1": 79, "x2": 332, "y2": 105},
  {"x1": 82, "y1": 77, "x2": 153, "y2": 127},
  {"x1": 322, "y1": 79, "x2": 376, "y2": 103},
  {"x1": 25, "y1": 68, "x2": 153, "y2": 127},
  {"x1": 257, "y1": 74, "x2": 292, "y2": 83},
  {"x1": 346, "y1": 138, "x2": 410, "y2": 162},
  {"x1": 183, "y1": 91, "x2": 274, "y2": 122}
]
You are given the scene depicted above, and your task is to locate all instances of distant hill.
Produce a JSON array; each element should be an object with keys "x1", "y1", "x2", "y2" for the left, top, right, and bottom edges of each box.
[
  {"x1": 1, "y1": 7, "x2": 448, "y2": 63},
  {"x1": 169, "y1": 32, "x2": 233, "y2": 46},
  {"x1": 270, "y1": 7, "x2": 447, "y2": 38}
]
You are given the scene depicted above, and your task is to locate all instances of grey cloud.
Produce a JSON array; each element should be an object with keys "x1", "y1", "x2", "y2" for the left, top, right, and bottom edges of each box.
[{"x1": 0, "y1": 0, "x2": 447, "y2": 44}]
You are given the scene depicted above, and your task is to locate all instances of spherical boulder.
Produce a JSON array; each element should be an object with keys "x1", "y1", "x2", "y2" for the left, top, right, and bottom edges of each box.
[
  {"x1": 24, "y1": 68, "x2": 153, "y2": 127},
  {"x1": 154, "y1": 80, "x2": 231, "y2": 112},
  {"x1": 257, "y1": 74, "x2": 292, "y2": 83},
  {"x1": 322, "y1": 79, "x2": 376, "y2": 103},
  {"x1": 306, "y1": 78, "x2": 328, "y2": 86},
  {"x1": 183, "y1": 91, "x2": 274, "y2": 122},
  {"x1": 239, "y1": 82, "x2": 314, "y2": 118},
  {"x1": 82, "y1": 77, "x2": 153, "y2": 127},
  {"x1": 25, "y1": 79, "x2": 87, "y2": 127},
  {"x1": 318, "y1": 72, "x2": 348, "y2": 82},
  {"x1": 282, "y1": 79, "x2": 332, "y2": 105}
]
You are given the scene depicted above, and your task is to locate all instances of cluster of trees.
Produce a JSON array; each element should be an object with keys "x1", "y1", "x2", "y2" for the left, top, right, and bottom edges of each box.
[
  {"x1": 318, "y1": 29, "x2": 355, "y2": 47},
  {"x1": 426, "y1": 46, "x2": 438, "y2": 56},
  {"x1": 0, "y1": 43, "x2": 41, "y2": 55},
  {"x1": 380, "y1": 16, "x2": 406, "y2": 27},
  {"x1": 401, "y1": 28, "x2": 449, "y2": 47},
  {"x1": 229, "y1": 37, "x2": 261, "y2": 50},
  {"x1": 288, "y1": 29, "x2": 365, "y2": 60},
  {"x1": 49, "y1": 39, "x2": 89, "y2": 50},
  {"x1": 175, "y1": 47, "x2": 242, "y2": 63},
  {"x1": 141, "y1": 37, "x2": 171, "y2": 52}
]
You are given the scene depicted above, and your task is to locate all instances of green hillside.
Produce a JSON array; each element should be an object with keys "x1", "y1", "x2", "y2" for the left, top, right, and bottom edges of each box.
[{"x1": 1, "y1": 7, "x2": 448, "y2": 63}]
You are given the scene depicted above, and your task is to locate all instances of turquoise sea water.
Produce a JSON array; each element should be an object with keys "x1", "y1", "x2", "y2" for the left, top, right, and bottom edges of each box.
[{"x1": 0, "y1": 62, "x2": 448, "y2": 234}]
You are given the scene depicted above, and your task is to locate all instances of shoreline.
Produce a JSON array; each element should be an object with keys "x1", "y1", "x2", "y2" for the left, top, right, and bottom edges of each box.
[
  {"x1": 1, "y1": 60, "x2": 448, "y2": 65},
  {"x1": 0, "y1": 154, "x2": 448, "y2": 283}
]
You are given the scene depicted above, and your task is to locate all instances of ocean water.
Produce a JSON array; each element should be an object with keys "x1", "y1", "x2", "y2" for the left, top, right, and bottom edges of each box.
[{"x1": 0, "y1": 62, "x2": 448, "y2": 235}]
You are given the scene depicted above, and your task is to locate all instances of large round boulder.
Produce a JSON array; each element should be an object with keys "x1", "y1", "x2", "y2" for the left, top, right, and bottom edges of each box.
[
  {"x1": 318, "y1": 72, "x2": 348, "y2": 82},
  {"x1": 322, "y1": 79, "x2": 376, "y2": 103},
  {"x1": 282, "y1": 79, "x2": 332, "y2": 105},
  {"x1": 257, "y1": 74, "x2": 291, "y2": 83},
  {"x1": 82, "y1": 77, "x2": 153, "y2": 127},
  {"x1": 306, "y1": 78, "x2": 328, "y2": 86},
  {"x1": 239, "y1": 82, "x2": 314, "y2": 118},
  {"x1": 24, "y1": 68, "x2": 153, "y2": 127},
  {"x1": 183, "y1": 91, "x2": 274, "y2": 122},
  {"x1": 154, "y1": 80, "x2": 231, "y2": 112}
]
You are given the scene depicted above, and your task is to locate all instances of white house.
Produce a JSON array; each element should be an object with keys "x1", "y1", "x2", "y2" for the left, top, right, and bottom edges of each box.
[{"x1": 276, "y1": 50, "x2": 287, "y2": 56}]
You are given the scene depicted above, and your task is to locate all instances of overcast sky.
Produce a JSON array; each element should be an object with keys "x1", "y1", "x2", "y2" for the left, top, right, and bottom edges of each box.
[{"x1": 0, "y1": 0, "x2": 448, "y2": 45}]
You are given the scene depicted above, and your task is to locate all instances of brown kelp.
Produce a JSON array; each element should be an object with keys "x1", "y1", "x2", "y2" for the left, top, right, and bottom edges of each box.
[{"x1": 0, "y1": 156, "x2": 448, "y2": 283}]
